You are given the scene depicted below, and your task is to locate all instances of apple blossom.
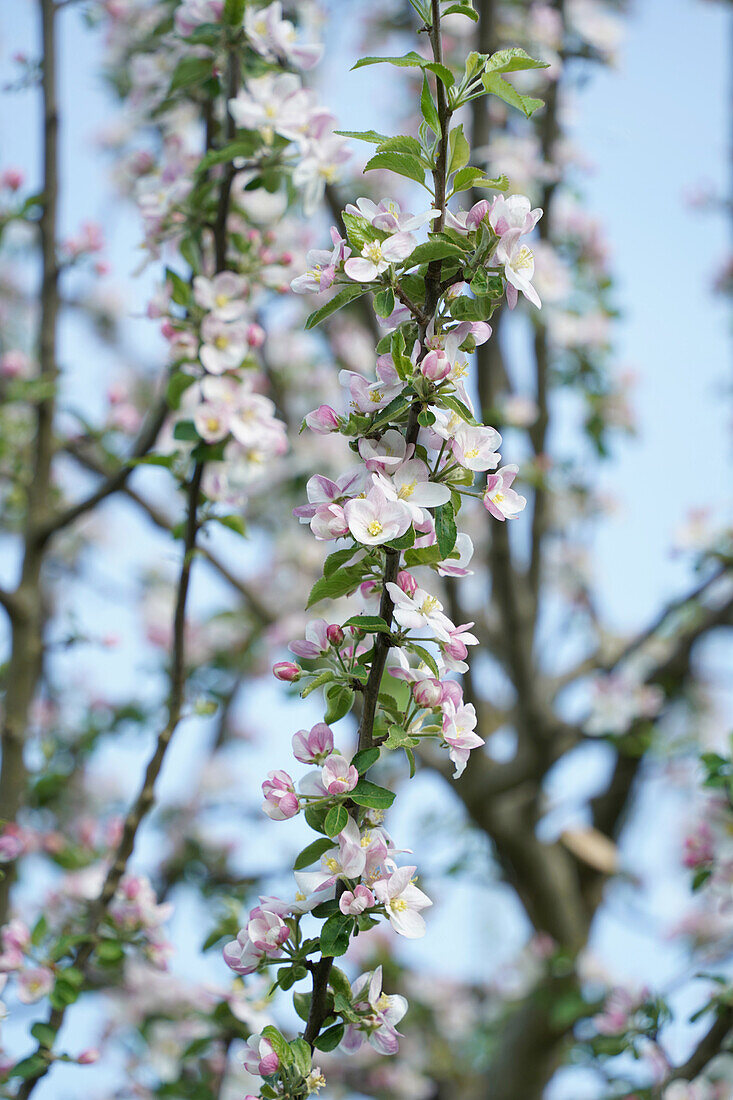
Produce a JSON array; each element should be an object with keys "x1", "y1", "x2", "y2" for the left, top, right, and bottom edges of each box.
[
  {"x1": 344, "y1": 486, "x2": 412, "y2": 546},
  {"x1": 495, "y1": 228, "x2": 542, "y2": 309},
  {"x1": 244, "y1": 1, "x2": 323, "y2": 71},
  {"x1": 261, "y1": 771, "x2": 299, "y2": 820},
  {"x1": 273, "y1": 661, "x2": 300, "y2": 682},
  {"x1": 489, "y1": 192, "x2": 543, "y2": 237},
  {"x1": 341, "y1": 966, "x2": 409, "y2": 1056},
  {"x1": 385, "y1": 582, "x2": 454, "y2": 641},
  {"x1": 442, "y1": 700, "x2": 484, "y2": 778},
  {"x1": 372, "y1": 458, "x2": 451, "y2": 524},
  {"x1": 483, "y1": 464, "x2": 527, "y2": 520},
  {"x1": 321, "y1": 754, "x2": 359, "y2": 795},
  {"x1": 304, "y1": 404, "x2": 341, "y2": 433},
  {"x1": 17, "y1": 966, "x2": 54, "y2": 1004},
  {"x1": 344, "y1": 231, "x2": 416, "y2": 283},
  {"x1": 292, "y1": 722, "x2": 334, "y2": 764},
  {"x1": 242, "y1": 1034, "x2": 280, "y2": 1077},
  {"x1": 192, "y1": 272, "x2": 247, "y2": 320},
  {"x1": 451, "y1": 424, "x2": 502, "y2": 471},
  {"x1": 339, "y1": 884, "x2": 375, "y2": 916},
  {"x1": 373, "y1": 866, "x2": 432, "y2": 939},
  {"x1": 358, "y1": 429, "x2": 410, "y2": 473}
]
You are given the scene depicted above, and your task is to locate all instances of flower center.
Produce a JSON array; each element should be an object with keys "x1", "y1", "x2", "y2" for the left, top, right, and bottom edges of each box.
[
  {"x1": 367, "y1": 520, "x2": 383, "y2": 536},
  {"x1": 397, "y1": 480, "x2": 416, "y2": 499},
  {"x1": 215, "y1": 293, "x2": 229, "y2": 307},
  {"x1": 215, "y1": 335, "x2": 229, "y2": 350},
  {"x1": 369, "y1": 389, "x2": 383, "y2": 403},
  {"x1": 420, "y1": 596, "x2": 439, "y2": 615},
  {"x1": 391, "y1": 898, "x2": 408, "y2": 912},
  {"x1": 514, "y1": 246, "x2": 534, "y2": 271},
  {"x1": 465, "y1": 447, "x2": 479, "y2": 459},
  {"x1": 494, "y1": 492, "x2": 505, "y2": 503},
  {"x1": 363, "y1": 241, "x2": 383, "y2": 264}
]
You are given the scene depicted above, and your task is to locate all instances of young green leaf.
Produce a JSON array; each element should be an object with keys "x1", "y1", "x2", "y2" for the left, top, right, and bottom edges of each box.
[
  {"x1": 350, "y1": 779, "x2": 396, "y2": 809},
  {"x1": 305, "y1": 285, "x2": 369, "y2": 329}
]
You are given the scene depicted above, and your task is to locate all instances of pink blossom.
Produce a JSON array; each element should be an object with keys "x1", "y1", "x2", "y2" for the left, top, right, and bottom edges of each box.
[
  {"x1": 344, "y1": 231, "x2": 416, "y2": 282},
  {"x1": 483, "y1": 464, "x2": 527, "y2": 520},
  {"x1": 372, "y1": 458, "x2": 451, "y2": 523},
  {"x1": 495, "y1": 229, "x2": 542, "y2": 310},
  {"x1": 304, "y1": 404, "x2": 340, "y2": 434},
  {"x1": 489, "y1": 193, "x2": 543, "y2": 237},
  {"x1": 385, "y1": 582, "x2": 454, "y2": 641},
  {"x1": 358, "y1": 429, "x2": 410, "y2": 473},
  {"x1": 310, "y1": 503, "x2": 350, "y2": 540},
  {"x1": 193, "y1": 272, "x2": 247, "y2": 321},
  {"x1": 292, "y1": 722, "x2": 334, "y2": 764},
  {"x1": 244, "y1": 1, "x2": 323, "y2": 70},
  {"x1": 373, "y1": 867, "x2": 432, "y2": 939},
  {"x1": 340, "y1": 370, "x2": 403, "y2": 414},
  {"x1": 451, "y1": 424, "x2": 502, "y2": 471},
  {"x1": 442, "y1": 700, "x2": 484, "y2": 778},
  {"x1": 77, "y1": 1049, "x2": 101, "y2": 1064},
  {"x1": 1, "y1": 168, "x2": 24, "y2": 191},
  {"x1": 413, "y1": 679, "x2": 443, "y2": 708},
  {"x1": 345, "y1": 197, "x2": 438, "y2": 234},
  {"x1": 289, "y1": 619, "x2": 330, "y2": 659},
  {"x1": 262, "y1": 771, "x2": 299, "y2": 820},
  {"x1": 242, "y1": 1034, "x2": 280, "y2": 1077},
  {"x1": 17, "y1": 966, "x2": 54, "y2": 1004},
  {"x1": 344, "y1": 486, "x2": 412, "y2": 547},
  {"x1": 273, "y1": 661, "x2": 300, "y2": 682},
  {"x1": 420, "y1": 348, "x2": 451, "y2": 381},
  {"x1": 247, "y1": 909, "x2": 291, "y2": 954},
  {"x1": 341, "y1": 966, "x2": 408, "y2": 1055},
  {"x1": 339, "y1": 884, "x2": 375, "y2": 915},
  {"x1": 321, "y1": 755, "x2": 359, "y2": 795}
]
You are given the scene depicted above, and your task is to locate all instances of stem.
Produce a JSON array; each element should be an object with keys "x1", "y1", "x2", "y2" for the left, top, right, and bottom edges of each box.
[
  {"x1": 0, "y1": 0, "x2": 59, "y2": 926},
  {"x1": 303, "y1": 0, "x2": 453, "y2": 1051}
]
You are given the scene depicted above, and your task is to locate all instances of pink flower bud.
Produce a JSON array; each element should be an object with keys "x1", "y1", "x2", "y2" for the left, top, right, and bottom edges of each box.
[
  {"x1": 262, "y1": 771, "x2": 299, "y2": 820},
  {"x1": 339, "y1": 884, "x2": 375, "y2": 915},
  {"x1": 413, "y1": 679, "x2": 443, "y2": 708},
  {"x1": 466, "y1": 199, "x2": 490, "y2": 230},
  {"x1": 326, "y1": 624, "x2": 345, "y2": 646},
  {"x1": 421, "y1": 349, "x2": 451, "y2": 382},
  {"x1": 321, "y1": 755, "x2": 359, "y2": 795},
  {"x1": 304, "y1": 404, "x2": 340, "y2": 434},
  {"x1": 440, "y1": 680, "x2": 464, "y2": 707},
  {"x1": 246, "y1": 323, "x2": 265, "y2": 349},
  {"x1": 78, "y1": 1049, "x2": 100, "y2": 1065},
  {"x1": 1, "y1": 168, "x2": 24, "y2": 191},
  {"x1": 273, "y1": 661, "x2": 300, "y2": 682},
  {"x1": 397, "y1": 570, "x2": 417, "y2": 597},
  {"x1": 160, "y1": 320, "x2": 176, "y2": 341},
  {"x1": 292, "y1": 722, "x2": 334, "y2": 764},
  {"x1": 0, "y1": 350, "x2": 30, "y2": 378}
]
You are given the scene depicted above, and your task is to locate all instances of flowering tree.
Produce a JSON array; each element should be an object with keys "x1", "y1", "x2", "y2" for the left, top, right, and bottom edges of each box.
[{"x1": 0, "y1": 1, "x2": 731, "y2": 1099}]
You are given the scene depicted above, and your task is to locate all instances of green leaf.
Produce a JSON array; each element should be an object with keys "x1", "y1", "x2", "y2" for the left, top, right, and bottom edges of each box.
[
  {"x1": 451, "y1": 166, "x2": 508, "y2": 193},
  {"x1": 324, "y1": 683, "x2": 355, "y2": 724},
  {"x1": 314, "y1": 1022, "x2": 345, "y2": 1051},
  {"x1": 169, "y1": 56, "x2": 213, "y2": 93},
  {"x1": 418, "y1": 408, "x2": 436, "y2": 427},
  {"x1": 300, "y1": 670, "x2": 337, "y2": 699},
  {"x1": 352, "y1": 51, "x2": 427, "y2": 71},
  {"x1": 223, "y1": 0, "x2": 245, "y2": 24},
  {"x1": 306, "y1": 563, "x2": 370, "y2": 608},
  {"x1": 364, "y1": 152, "x2": 426, "y2": 187},
  {"x1": 165, "y1": 266, "x2": 192, "y2": 307},
  {"x1": 406, "y1": 642, "x2": 440, "y2": 677},
  {"x1": 350, "y1": 779, "x2": 395, "y2": 809},
  {"x1": 435, "y1": 501, "x2": 457, "y2": 559},
  {"x1": 404, "y1": 545, "x2": 444, "y2": 568},
  {"x1": 10, "y1": 1054, "x2": 48, "y2": 1080},
  {"x1": 484, "y1": 47, "x2": 550, "y2": 74},
  {"x1": 342, "y1": 615, "x2": 391, "y2": 634},
  {"x1": 304, "y1": 803, "x2": 329, "y2": 836},
  {"x1": 197, "y1": 137, "x2": 259, "y2": 173},
  {"x1": 376, "y1": 135, "x2": 424, "y2": 158},
  {"x1": 30, "y1": 1022, "x2": 57, "y2": 1049},
  {"x1": 323, "y1": 546, "x2": 360, "y2": 577},
  {"x1": 424, "y1": 61, "x2": 455, "y2": 87},
  {"x1": 290, "y1": 1038, "x2": 312, "y2": 1078},
  {"x1": 213, "y1": 513, "x2": 246, "y2": 537},
  {"x1": 173, "y1": 419, "x2": 199, "y2": 442},
  {"x1": 294, "y1": 836, "x2": 334, "y2": 871},
  {"x1": 370, "y1": 394, "x2": 412, "y2": 432},
  {"x1": 167, "y1": 370, "x2": 196, "y2": 409},
  {"x1": 305, "y1": 286, "x2": 369, "y2": 329},
  {"x1": 374, "y1": 287, "x2": 395, "y2": 318},
  {"x1": 481, "y1": 71, "x2": 544, "y2": 118},
  {"x1": 409, "y1": 239, "x2": 467, "y2": 264},
  {"x1": 385, "y1": 724, "x2": 420, "y2": 750},
  {"x1": 31, "y1": 914, "x2": 48, "y2": 946},
  {"x1": 320, "y1": 914, "x2": 353, "y2": 958},
  {"x1": 294, "y1": 992, "x2": 311, "y2": 1021},
  {"x1": 324, "y1": 803, "x2": 349, "y2": 837},
  {"x1": 261, "y1": 1026, "x2": 293, "y2": 1067},
  {"x1": 441, "y1": 393, "x2": 479, "y2": 424},
  {"x1": 442, "y1": 2, "x2": 478, "y2": 20},
  {"x1": 351, "y1": 747, "x2": 380, "y2": 774},
  {"x1": 387, "y1": 526, "x2": 415, "y2": 550},
  {"x1": 334, "y1": 129, "x2": 390, "y2": 144},
  {"x1": 420, "y1": 74, "x2": 440, "y2": 135},
  {"x1": 448, "y1": 125, "x2": 470, "y2": 176}
]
